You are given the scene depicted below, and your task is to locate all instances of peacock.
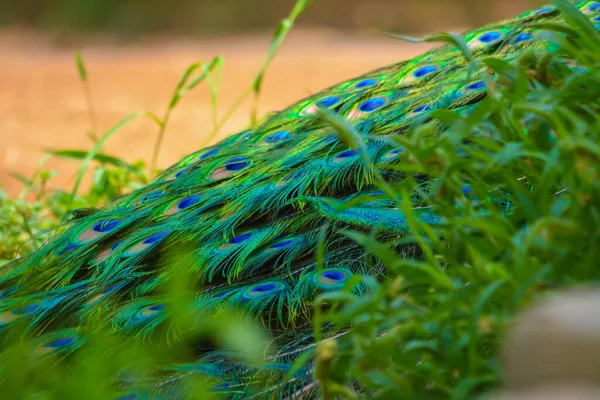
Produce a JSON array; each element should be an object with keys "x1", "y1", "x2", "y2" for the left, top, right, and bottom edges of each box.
[{"x1": 1, "y1": 2, "x2": 599, "y2": 398}]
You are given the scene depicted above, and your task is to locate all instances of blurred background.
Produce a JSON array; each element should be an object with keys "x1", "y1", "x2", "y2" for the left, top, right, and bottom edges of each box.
[{"x1": 0, "y1": 0, "x2": 546, "y2": 194}]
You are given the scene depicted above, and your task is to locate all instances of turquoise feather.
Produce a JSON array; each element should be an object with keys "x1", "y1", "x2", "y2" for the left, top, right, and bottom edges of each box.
[{"x1": 2, "y1": 2, "x2": 599, "y2": 398}]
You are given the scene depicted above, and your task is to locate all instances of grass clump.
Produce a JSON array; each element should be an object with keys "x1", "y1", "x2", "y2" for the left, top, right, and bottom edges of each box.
[{"x1": 313, "y1": 1, "x2": 600, "y2": 398}]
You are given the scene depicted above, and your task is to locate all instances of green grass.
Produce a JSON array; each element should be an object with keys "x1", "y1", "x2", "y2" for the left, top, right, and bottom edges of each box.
[{"x1": 2, "y1": 0, "x2": 600, "y2": 398}]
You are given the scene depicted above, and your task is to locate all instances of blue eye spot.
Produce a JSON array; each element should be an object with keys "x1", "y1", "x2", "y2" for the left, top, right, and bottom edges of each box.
[
  {"x1": 535, "y1": 7, "x2": 554, "y2": 15},
  {"x1": 140, "y1": 190, "x2": 165, "y2": 203},
  {"x1": 44, "y1": 337, "x2": 75, "y2": 348},
  {"x1": 270, "y1": 239, "x2": 293, "y2": 249},
  {"x1": 213, "y1": 290, "x2": 231, "y2": 298},
  {"x1": 369, "y1": 190, "x2": 385, "y2": 196},
  {"x1": 230, "y1": 232, "x2": 252, "y2": 244},
  {"x1": 0, "y1": 288, "x2": 15, "y2": 298},
  {"x1": 466, "y1": 81, "x2": 486, "y2": 90},
  {"x1": 589, "y1": 2, "x2": 600, "y2": 12},
  {"x1": 336, "y1": 149, "x2": 359, "y2": 159},
  {"x1": 355, "y1": 78, "x2": 377, "y2": 88},
  {"x1": 92, "y1": 219, "x2": 121, "y2": 233},
  {"x1": 177, "y1": 194, "x2": 201, "y2": 209},
  {"x1": 390, "y1": 148, "x2": 404, "y2": 154},
  {"x1": 174, "y1": 168, "x2": 189, "y2": 179},
  {"x1": 322, "y1": 271, "x2": 345, "y2": 281},
  {"x1": 102, "y1": 283, "x2": 121, "y2": 294},
  {"x1": 413, "y1": 65, "x2": 438, "y2": 78},
  {"x1": 251, "y1": 283, "x2": 277, "y2": 293},
  {"x1": 242, "y1": 133, "x2": 252, "y2": 140},
  {"x1": 265, "y1": 130, "x2": 292, "y2": 143},
  {"x1": 358, "y1": 97, "x2": 386, "y2": 112},
  {"x1": 316, "y1": 96, "x2": 340, "y2": 108},
  {"x1": 200, "y1": 149, "x2": 220, "y2": 160},
  {"x1": 115, "y1": 395, "x2": 140, "y2": 400},
  {"x1": 211, "y1": 382, "x2": 231, "y2": 391},
  {"x1": 513, "y1": 33, "x2": 534, "y2": 43},
  {"x1": 224, "y1": 157, "x2": 250, "y2": 171},
  {"x1": 478, "y1": 31, "x2": 502, "y2": 43},
  {"x1": 462, "y1": 186, "x2": 472, "y2": 196},
  {"x1": 148, "y1": 303, "x2": 166, "y2": 312},
  {"x1": 283, "y1": 170, "x2": 304, "y2": 183},
  {"x1": 142, "y1": 231, "x2": 169, "y2": 245},
  {"x1": 413, "y1": 104, "x2": 431, "y2": 113},
  {"x1": 594, "y1": 15, "x2": 600, "y2": 21},
  {"x1": 13, "y1": 304, "x2": 40, "y2": 315},
  {"x1": 57, "y1": 243, "x2": 79, "y2": 256}
]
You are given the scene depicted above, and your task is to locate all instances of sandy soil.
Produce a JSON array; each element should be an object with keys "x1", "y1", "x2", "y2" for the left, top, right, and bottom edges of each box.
[{"x1": 1, "y1": 29, "x2": 438, "y2": 196}]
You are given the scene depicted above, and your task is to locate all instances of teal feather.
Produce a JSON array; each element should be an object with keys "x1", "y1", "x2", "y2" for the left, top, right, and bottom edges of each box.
[{"x1": 2, "y1": 3, "x2": 599, "y2": 398}]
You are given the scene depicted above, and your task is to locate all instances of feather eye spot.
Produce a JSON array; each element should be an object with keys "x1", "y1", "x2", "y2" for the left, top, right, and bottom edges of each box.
[
  {"x1": 588, "y1": 2, "x2": 600, "y2": 12},
  {"x1": 13, "y1": 304, "x2": 40, "y2": 315},
  {"x1": 413, "y1": 65, "x2": 438, "y2": 78},
  {"x1": 174, "y1": 168, "x2": 189, "y2": 179},
  {"x1": 56, "y1": 243, "x2": 79, "y2": 256},
  {"x1": 513, "y1": 33, "x2": 534, "y2": 44},
  {"x1": 275, "y1": 170, "x2": 305, "y2": 187},
  {"x1": 251, "y1": 283, "x2": 277, "y2": 293},
  {"x1": 242, "y1": 281, "x2": 283, "y2": 299},
  {"x1": 114, "y1": 393, "x2": 148, "y2": 400},
  {"x1": 92, "y1": 219, "x2": 121, "y2": 233},
  {"x1": 0, "y1": 288, "x2": 16, "y2": 298},
  {"x1": 229, "y1": 232, "x2": 253, "y2": 244},
  {"x1": 148, "y1": 303, "x2": 166, "y2": 312},
  {"x1": 322, "y1": 271, "x2": 345, "y2": 281},
  {"x1": 137, "y1": 303, "x2": 167, "y2": 319},
  {"x1": 355, "y1": 78, "x2": 377, "y2": 88},
  {"x1": 224, "y1": 157, "x2": 250, "y2": 171},
  {"x1": 316, "y1": 96, "x2": 340, "y2": 109},
  {"x1": 199, "y1": 149, "x2": 220, "y2": 160},
  {"x1": 358, "y1": 97, "x2": 387, "y2": 112},
  {"x1": 285, "y1": 170, "x2": 305, "y2": 182},
  {"x1": 413, "y1": 104, "x2": 431, "y2": 113},
  {"x1": 211, "y1": 382, "x2": 231, "y2": 391},
  {"x1": 315, "y1": 268, "x2": 352, "y2": 288},
  {"x1": 177, "y1": 194, "x2": 201, "y2": 210},
  {"x1": 336, "y1": 149, "x2": 359, "y2": 159},
  {"x1": 534, "y1": 6, "x2": 554, "y2": 15},
  {"x1": 44, "y1": 337, "x2": 76, "y2": 349},
  {"x1": 212, "y1": 289, "x2": 232, "y2": 299},
  {"x1": 466, "y1": 81, "x2": 486, "y2": 90},
  {"x1": 381, "y1": 147, "x2": 404, "y2": 161},
  {"x1": 264, "y1": 130, "x2": 292, "y2": 143},
  {"x1": 102, "y1": 283, "x2": 122, "y2": 294},
  {"x1": 478, "y1": 31, "x2": 502, "y2": 44},
  {"x1": 140, "y1": 190, "x2": 165, "y2": 203},
  {"x1": 143, "y1": 231, "x2": 170, "y2": 245},
  {"x1": 270, "y1": 239, "x2": 294, "y2": 249}
]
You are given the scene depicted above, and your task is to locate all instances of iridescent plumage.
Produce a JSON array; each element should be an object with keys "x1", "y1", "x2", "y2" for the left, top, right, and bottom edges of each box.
[{"x1": 2, "y1": 2, "x2": 599, "y2": 398}]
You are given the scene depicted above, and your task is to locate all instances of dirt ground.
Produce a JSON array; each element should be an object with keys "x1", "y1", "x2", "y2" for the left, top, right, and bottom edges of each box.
[{"x1": 0, "y1": 28, "x2": 438, "y2": 196}]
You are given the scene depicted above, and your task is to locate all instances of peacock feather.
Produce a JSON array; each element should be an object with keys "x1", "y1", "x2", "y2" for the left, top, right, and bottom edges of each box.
[{"x1": 2, "y1": 2, "x2": 600, "y2": 398}]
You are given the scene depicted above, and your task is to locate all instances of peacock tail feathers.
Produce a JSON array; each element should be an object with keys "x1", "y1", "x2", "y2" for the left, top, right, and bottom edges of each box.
[{"x1": 2, "y1": 2, "x2": 600, "y2": 398}]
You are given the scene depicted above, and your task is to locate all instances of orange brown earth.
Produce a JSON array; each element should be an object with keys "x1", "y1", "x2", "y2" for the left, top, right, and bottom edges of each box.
[{"x1": 0, "y1": 28, "x2": 445, "y2": 196}]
